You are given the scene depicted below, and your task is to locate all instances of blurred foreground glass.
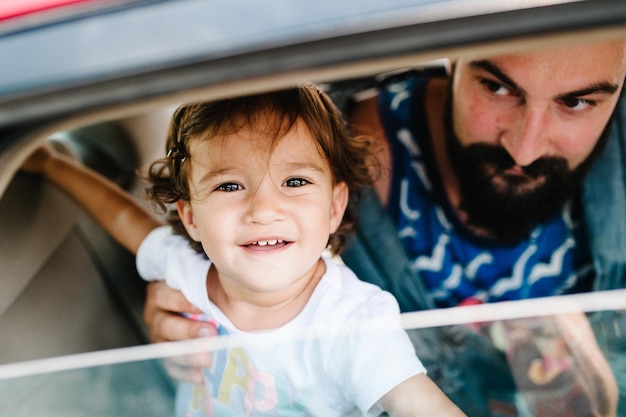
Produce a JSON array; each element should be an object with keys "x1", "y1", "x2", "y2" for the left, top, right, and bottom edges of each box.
[{"x1": 0, "y1": 289, "x2": 625, "y2": 417}]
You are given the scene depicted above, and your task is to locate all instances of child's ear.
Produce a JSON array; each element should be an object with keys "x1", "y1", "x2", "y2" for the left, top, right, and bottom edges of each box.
[
  {"x1": 329, "y1": 182, "x2": 349, "y2": 234},
  {"x1": 176, "y1": 200, "x2": 202, "y2": 242}
]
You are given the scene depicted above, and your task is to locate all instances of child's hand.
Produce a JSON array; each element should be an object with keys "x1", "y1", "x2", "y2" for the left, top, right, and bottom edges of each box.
[{"x1": 20, "y1": 143, "x2": 58, "y2": 175}]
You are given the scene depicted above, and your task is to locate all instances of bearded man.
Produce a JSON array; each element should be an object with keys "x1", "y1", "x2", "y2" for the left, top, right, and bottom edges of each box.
[{"x1": 343, "y1": 40, "x2": 626, "y2": 417}]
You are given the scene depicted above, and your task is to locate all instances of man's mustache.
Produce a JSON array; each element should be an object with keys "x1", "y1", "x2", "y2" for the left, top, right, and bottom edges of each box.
[{"x1": 462, "y1": 144, "x2": 570, "y2": 180}]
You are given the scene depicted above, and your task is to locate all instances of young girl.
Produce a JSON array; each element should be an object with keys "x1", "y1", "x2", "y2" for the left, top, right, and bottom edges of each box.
[{"x1": 22, "y1": 83, "x2": 465, "y2": 417}]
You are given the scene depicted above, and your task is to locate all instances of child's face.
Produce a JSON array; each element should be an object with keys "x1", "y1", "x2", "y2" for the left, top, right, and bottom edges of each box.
[{"x1": 177, "y1": 116, "x2": 348, "y2": 299}]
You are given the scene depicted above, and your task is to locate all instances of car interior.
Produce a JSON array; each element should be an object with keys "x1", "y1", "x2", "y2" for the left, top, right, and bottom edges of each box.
[
  {"x1": 1, "y1": 1, "x2": 626, "y2": 415},
  {"x1": 0, "y1": 116, "x2": 167, "y2": 364}
]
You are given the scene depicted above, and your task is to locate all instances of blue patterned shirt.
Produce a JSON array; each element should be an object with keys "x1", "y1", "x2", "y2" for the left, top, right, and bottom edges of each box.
[{"x1": 378, "y1": 73, "x2": 594, "y2": 307}]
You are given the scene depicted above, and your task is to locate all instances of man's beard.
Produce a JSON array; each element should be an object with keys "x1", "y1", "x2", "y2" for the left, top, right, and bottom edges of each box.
[{"x1": 443, "y1": 85, "x2": 612, "y2": 245}]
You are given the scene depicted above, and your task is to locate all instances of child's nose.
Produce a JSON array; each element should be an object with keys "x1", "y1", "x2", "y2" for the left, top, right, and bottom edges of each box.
[{"x1": 245, "y1": 182, "x2": 285, "y2": 225}]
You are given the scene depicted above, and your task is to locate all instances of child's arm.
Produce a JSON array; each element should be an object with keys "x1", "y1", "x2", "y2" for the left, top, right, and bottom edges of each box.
[
  {"x1": 21, "y1": 144, "x2": 162, "y2": 255},
  {"x1": 379, "y1": 373, "x2": 467, "y2": 417}
]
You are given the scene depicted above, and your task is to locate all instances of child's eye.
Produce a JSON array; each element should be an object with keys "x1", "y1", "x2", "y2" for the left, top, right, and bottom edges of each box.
[
  {"x1": 215, "y1": 182, "x2": 242, "y2": 192},
  {"x1": 284, "y1": 178, "x2": 309, "y2": 187}
]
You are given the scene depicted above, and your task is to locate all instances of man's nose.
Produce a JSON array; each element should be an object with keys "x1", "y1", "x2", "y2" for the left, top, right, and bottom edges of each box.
[
  {"x1": 501, "y1": 104, "x2": 552, "y2": 167},
  {"x1": 246, "y1": 181, "x2": 285, "y2": 225}
]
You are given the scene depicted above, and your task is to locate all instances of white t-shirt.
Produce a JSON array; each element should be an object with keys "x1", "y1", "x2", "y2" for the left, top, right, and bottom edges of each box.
[{"x1": 137, "y1": 226, "x2": 425, "y2": 417}]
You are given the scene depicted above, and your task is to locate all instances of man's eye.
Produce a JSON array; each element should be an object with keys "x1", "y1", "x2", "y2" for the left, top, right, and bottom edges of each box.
[
  {"x1": 215, "y1": 183, "x2": 242, "y2": 192},
  {"x1": 481, "y1": 79, "x2": 510, "y2": 96},
  {"x1": 561, "y1": 97, "x2": 593, "y2": 111},
  {"x1": 284, "y1": 178, "x2": 309, "y2": 187}
]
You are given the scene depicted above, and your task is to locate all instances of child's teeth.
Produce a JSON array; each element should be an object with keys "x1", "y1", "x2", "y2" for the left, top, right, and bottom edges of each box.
[{"x1": 255, "y1": 239, "x2": 283, "y2": 246}]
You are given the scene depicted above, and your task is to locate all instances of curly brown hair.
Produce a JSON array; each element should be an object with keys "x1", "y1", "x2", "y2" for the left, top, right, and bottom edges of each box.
[{"x1": 147, "y1": 83, "x2": 376, "y2": 256}]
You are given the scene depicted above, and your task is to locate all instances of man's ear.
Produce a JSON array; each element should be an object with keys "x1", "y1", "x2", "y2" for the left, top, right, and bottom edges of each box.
[
  {"x1": 329, "y1": 182, "x2": 349, "y2": 234},
  {"x1": 176, "y1": 200, "x2": 202, "y2": 242}
]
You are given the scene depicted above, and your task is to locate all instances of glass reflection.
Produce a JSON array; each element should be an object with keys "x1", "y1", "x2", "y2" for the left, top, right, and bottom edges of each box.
[{"x1": 0, "y1": 292, "x2": 625, "y2": 417}]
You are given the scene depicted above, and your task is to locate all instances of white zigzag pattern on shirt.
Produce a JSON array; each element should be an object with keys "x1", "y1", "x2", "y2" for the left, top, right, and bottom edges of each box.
[
  {"x1": 528, "y1": 238, "x2": 575, "y2": 285},
  {"x1": 400, "y1": 179, "x2": 420, "y2": 221},
  {"x1": 430, "y1": 254, "x2": 493, "y2": 301},
  {"x1": 398, "y1": 225, "x2": 417, "y2": 239},
  {"x1": 489, "y1": 244, "x2": 538, "y2": 298},
  {"x1": 411, "y1": 160, "x2": 431, "y2": 192},
  {"x1": 557, "y1": 264, "x2": 593, "y2": 294},
  {"x1": 431, "y1": 264, "x2": 463, "y2": 301},
  {"x1": 435, "y1": 206, "x2": 452, "y2": 232},
  {"x1": 465, "y1": 253, "x2": 494, "y2": 280},
  {"x1": 413, "y1": 234, "x2": 450, "y2": 271},
  {"x1": 389, "y1": 85, "x2": 410, "y2": 110},
  {"x1": 562, "y1": 201, "x2": 573, "y2": 229},
  {"x1": 487, "y1": 208, "x2": 575, "y2": 298},
  {"x1": 397, "y1": 128, "x2": 420, "y2": 157}
]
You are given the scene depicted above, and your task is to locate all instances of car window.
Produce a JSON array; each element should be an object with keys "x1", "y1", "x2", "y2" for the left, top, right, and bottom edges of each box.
[
  {"x1": 0, "y1": 290, "x2": 624, "y2": 416},
  {"x1": 0, "y1": 1, "x2": 625, "y2": 416}
]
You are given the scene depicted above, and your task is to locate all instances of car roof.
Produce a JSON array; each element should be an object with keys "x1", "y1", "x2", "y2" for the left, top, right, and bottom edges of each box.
[{"x1": 0, "y1": 0, "x2": 624, "y2": 128}]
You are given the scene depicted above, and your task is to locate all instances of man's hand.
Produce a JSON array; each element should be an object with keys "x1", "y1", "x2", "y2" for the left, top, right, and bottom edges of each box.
[
  {"x1": 503, "y1": 313, "x2": 617, "y2": 417},
  {"x1": 144, "y1": 281, "x2": 217, "y2": 384},
  {"x1": 144, "y1": 281, "x2": 216, "y2": 342}
]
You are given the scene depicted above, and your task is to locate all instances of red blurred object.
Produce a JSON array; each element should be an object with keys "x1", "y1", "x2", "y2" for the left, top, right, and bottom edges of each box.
[
  {"x1": 0, "y1": 0, "x2": 92, "y2": 22},
  {"x1": 459, "y1": 297, "x2": 484, "y2": 307}
]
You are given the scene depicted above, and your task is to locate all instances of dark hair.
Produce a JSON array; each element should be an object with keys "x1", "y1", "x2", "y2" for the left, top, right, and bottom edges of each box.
[{"x1": 147, "y1": 83, "x2": 376, "y2": 255}]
